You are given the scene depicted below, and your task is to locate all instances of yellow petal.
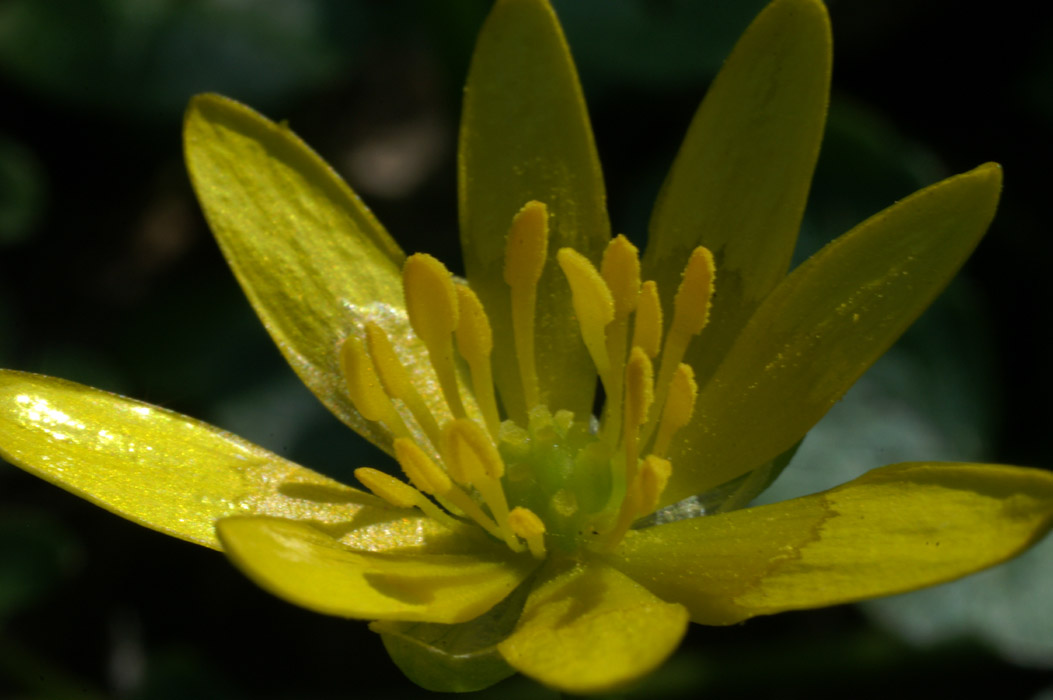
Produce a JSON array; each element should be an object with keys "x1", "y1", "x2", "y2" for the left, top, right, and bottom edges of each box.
[
  {"x1": 666, "y1": 163, "x2": 1002, "y2": 501},
  {"x1": 184, "y1": 93, "x2": 427, "y2": 454},
  {"x1": 459, "y1": 0, "x2": 609, "y2": 422},
  {"x1": 643, "y1": 0, "x2": 831, "y2": 389},
  {"x1": 605, "y1": 462, "x2": 1053, "y2": 625},
  {"x1": 497, "y1": 559, "x2": 688, "y2": 694},
  {"x1": 0, "y1": 370, "x2": 380, "y2": 550},
  {"x1": 217, "y1": 516, "x2": 536, "y2": 624}
]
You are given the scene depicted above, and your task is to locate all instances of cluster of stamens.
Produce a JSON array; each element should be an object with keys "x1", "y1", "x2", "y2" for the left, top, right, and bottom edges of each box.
[{"x1": 343, "y1": 201, "x2": 714, "y2": 558}]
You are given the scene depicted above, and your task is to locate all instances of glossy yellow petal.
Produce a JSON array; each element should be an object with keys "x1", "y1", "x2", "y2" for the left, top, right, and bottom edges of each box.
[
  {"x1": 643, "y1": 0, "x2": 831, "y2": 388},
  {"x1": 606, "y1": 462, "x2": 1053, "y2": 625},
  {"x1": 0, "y1": 370, "x2": 383, "y2": 551},
  {"x1": 459, "y1": 0, "x2": 609, "y2": 421},
  {"x1": 666, "y1": 163, "x2": 1002, "y2": 501},
  {"x1": 217, "y1": 516, "x2": 537, "y2": 624},
  {"x1": 185, "y1": 93, "x2": 432, "y2": 454},
  {"x1": 497, "y1": 559, "x2": 688, "y2": 694}
]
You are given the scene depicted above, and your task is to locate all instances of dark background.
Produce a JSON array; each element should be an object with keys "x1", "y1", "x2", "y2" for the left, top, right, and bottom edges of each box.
[{"x1": 1, "y1": 1, "x2": 1051, "y2": 697}]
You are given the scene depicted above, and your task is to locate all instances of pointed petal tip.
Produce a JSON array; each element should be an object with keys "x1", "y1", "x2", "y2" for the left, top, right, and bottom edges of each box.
[
  {"x1": 765, "y1": 0, "x2": 831, "y2": 36},
  {"x1": 970, "y1": 161, "x2": 1004, "y2": 188},
  {"x1": 184, "y1": 92, "x2": 240, "y2": 126}
]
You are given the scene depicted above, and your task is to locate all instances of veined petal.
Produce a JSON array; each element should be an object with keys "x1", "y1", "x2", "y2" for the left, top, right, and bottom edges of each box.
[
  {"x1": 497, "y1": 559, "x2": 688, "y2": 694},
  {"x1": 644, "y1": 0, "x2": 831, "y2": 389},
  {"x1": 666, "y1": 163, "x2": 1002, "y2": 502},
  {"x1": 217, "y1": 516, "x2": 537, "y2": 624},
  {"x1": 185, "y1": 94, "x2": 433, "y2": 453},
  {"x1": 0, "y1": 370, "x2": 392, "y2": 551},
  {"x1": 606, "y1": 462, "x2": 1053, "y2": 625},
  {"x1": 459, "y1": 0, "x2": 609, "y2": 421}
]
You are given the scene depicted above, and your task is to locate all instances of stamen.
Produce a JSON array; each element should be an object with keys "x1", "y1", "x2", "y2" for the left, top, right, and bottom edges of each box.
[
  {"x1": 508, "y1": 506, "x2": 547, "y2": 559},
  {"x1": 622, "y1": 347, "x2": 654, "y2": 488},
  {"x1": 599, "y1": 235, "x2": 641, "y2": 445},
  {"x1": 355, "y1": 466, "x2": 420, "y2": 508},
  {"x1": 503, "y1": 201, "x2": 549, "y2": 409},
  {"x1": 632, "y1": 281, "x2": 663, "y2": 359},
  {"x1": 403, "y1": 253, "x2": 465, "y2": 418},
  {"x1": 652, "y1": 363, "x2": 698, "y2": 458},
  {"x1": 635, "y1": 455, "x2": 672, "y2": 516},
  {"x1": 394, "y1": 437, "x2": 452, "y2": 496},
  {"x1": 441, "y1": 419, "x2": 521, "y2": 551},
  {"x1": 441, "y1": 418, "x2": 506, "y2": 483},
  {"x1": 604, "y1": 455, "x2": 671, "y2": 549},
  {"x1": 671, "y1": 247, "x2": 716, "y2": 338},
  {"x1": 600, "y1": 235, "x2": 641, "y2": 320},
  {"x1": 364, "y1": 322, "x2": 443, "y2": 447},
  {"x1": 647, "y1": 247, "x2": 715, "y2": 444},
  {"x1": 454, "y1": 285, "x2": 501, "y2": 437},
  {"x1": 395, "y1": 437, "x2": 509, "y2": 543},
  {"x1": 355, "y1": 466, "x2": 460, "y2": 531},
  {"x1": 557, "y1": 247, "x2": 615, "y2": 386},
  {"x1": 339, "y1": 335, "x2": 411, "y2": 438}
]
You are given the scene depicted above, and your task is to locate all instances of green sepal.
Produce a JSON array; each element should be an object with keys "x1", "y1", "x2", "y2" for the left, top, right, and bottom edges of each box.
[
  {"x1": 370, "y1": 577, "x2": 532, "y2": 692},
  {"x1": 710, "y1": 440, "x2": 803, "y2": 514}
]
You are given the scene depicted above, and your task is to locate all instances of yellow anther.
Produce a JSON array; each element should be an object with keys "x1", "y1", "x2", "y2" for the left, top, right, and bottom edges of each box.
[
  {"x1": 508, "y1": 506, "x2": 547, "y2": 559},
  {"x1": 403, "y1": 253, "x2": 460, "y2": 346},
  {"x1": 394, "y1": 436, "x2": 510, "y2": 543},
  {"x1": 670, "y1": 246, "x2": 716, "y2": 339},
  {"x1": 603, "y1": 455, "x2": 672, "y2": 550},
  {"x1": 442, "y1": 418, "x2": 505, "y2": 483},
  {"x1": 503, "y1": 201, "x2": 549, "y2": 290},
  {"x1": 454, "y1": 285, "x2": 501, "y2": 436},
  {"x1": 647, "y1": 247, "x2": 715, "y2": 445},
  {"x1": 596, "y1": 236, "x2": 641, "y2": 446},
  {"x1": 365, "y1": 322, "x2": 442, "y2": 447},
  {"x1": 652, "y1": 363, "x2": 698, "y2": 458},
  {"x1": 356, "y1": 465, "x2": 462, "y2": 533},
  {"x1": 339, "y1": 335, "x2": 407, "y2": 435},
  {"x1": 394, "y1": 438, "x2": 452, "y2": 496},
  {"x1": 454, "y1": 285, "x2": 492, "y2": 371},
  {"x1": 364, "y1": 323, "x2": 412, "y2": 399},
  {"x1": 632, "y1": 280, "x2": 663, "y2": 359},
  {"x1": 557, "y1": 247, "x2": 615, "y2": 381},
  {"x1": 504, "y1": 201, "x2": 549, "y2": 409},
  {"x1": 441, "y1": 418, "x2": 519, "y2": 550},
  {"x1": 622, "y1": 347, "x2": 654, "y2": 488},
  {"x1": 600, "y1": 234, "x2": 641, "y2": 320},
  {"x1": 403, "y1": 253, "x2": 465, "y2": 418},
  {"x1": 635, "y1": 455, "x2": 672, "y2": 516},
  {"x1": 354, "y1": 467, "x2": 421, "y2": 509},
  {"x1": 623, "y1": 347, "x2": 654, "y2": 439}
]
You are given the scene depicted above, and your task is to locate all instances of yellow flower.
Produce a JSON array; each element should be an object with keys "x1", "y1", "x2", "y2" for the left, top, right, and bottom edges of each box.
[{"x1": 1, "y1": 0, "x2": 1051, "y2": 694}]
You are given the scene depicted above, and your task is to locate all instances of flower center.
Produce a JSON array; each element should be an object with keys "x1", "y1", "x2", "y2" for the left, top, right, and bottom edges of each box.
[{"x1": 344, "y1": 201, "x2": 714, "y2": 558}]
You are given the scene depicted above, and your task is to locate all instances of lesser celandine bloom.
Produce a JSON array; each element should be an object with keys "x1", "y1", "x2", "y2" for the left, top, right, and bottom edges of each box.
[{"x1": 1, "y1": 0, "x2": 1051, "y2": 693}]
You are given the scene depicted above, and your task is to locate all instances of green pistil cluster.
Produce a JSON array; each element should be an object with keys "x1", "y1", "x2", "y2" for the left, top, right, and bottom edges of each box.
[{"x1": 499, "y1": 406, "x2": 613, "y2": 552}]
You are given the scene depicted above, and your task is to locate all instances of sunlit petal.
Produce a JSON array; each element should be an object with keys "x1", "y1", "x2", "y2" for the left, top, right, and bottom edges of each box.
[
  {"x1": 0, "y1": 370, "x2": 384, "y2": 550},
  {"x1": 607, "y1": 462, "x2": 1053, "y2": 625}
]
